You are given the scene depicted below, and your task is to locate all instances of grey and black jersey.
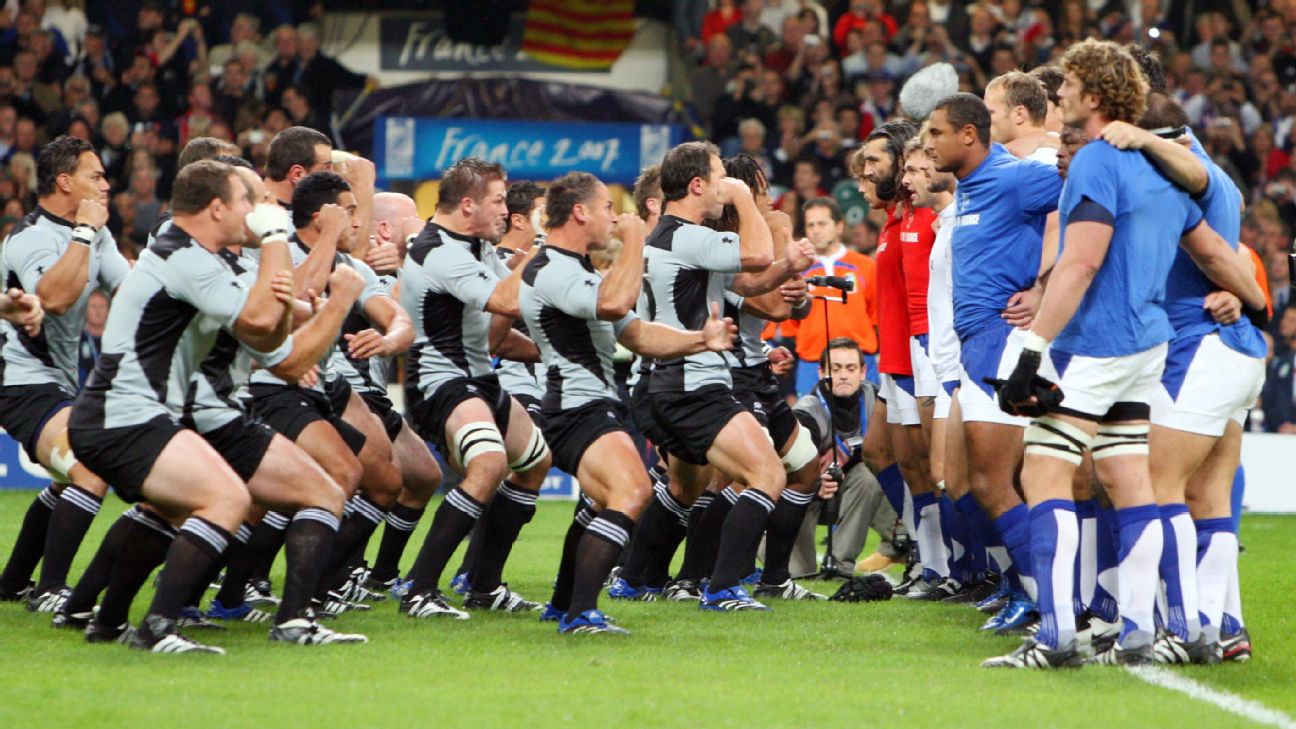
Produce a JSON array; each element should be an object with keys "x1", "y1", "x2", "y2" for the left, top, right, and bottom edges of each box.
[
  {"x1": 401, "y1": 222, "x2": 510, "y2": 399},
  {"x1": 248, "y1": 236, "x2": 382, "y2": 392},
  {"x1": 338, "y1": 270, "x2": 398, "y2": 396},
  {"x1": 519, "y1": 245, "x2": 636, "y2": 411},
  {"x1": 0, "y1": 206, "x2": 131, "y2": 393},
  {"x1": 146, "y1": 211, "x2": 173, "y2": 247},
  {"x1": 722, "y1": 287, "x2": 768, "y2": 369},
  {"x1": 77, "y1": 224, "x2": 276, "y2": 428},
  {"x1": 493, "y1": 245, "x2": 544, "y2": 401},
  {"x1": 642, "y1": 215, "x2": 742, "y2": 393},
  {"x1": 183, "y1": 249, "x2": 292, "y2": 433}
]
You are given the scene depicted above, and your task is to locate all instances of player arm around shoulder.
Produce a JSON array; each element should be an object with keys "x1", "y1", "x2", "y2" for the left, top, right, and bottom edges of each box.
[{"x1": 1179, "y1": 221, "x2": 1268, "y2": 316}]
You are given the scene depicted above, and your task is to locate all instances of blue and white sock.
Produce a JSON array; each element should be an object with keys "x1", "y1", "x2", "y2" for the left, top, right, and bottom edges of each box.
[
  {"x1": 1158, "y1": 503, "x2": 1199, "y2": 641},
  {"x1": 940, "y1": 492, "x2": 970, "y2": 582},
  {"x1": 1075, "y1": 498, "x2": 1097, "y2": 617},
  {"x1": 1091, "y1": 499, "x2": 1120, "y2": 623},
  {"x1": 1029, "y1": 499, "x2": 1079, "y2": 649},
  {"x1": 1193, "y1": 517, "x2": 1235, "y2": 644},
  {"x1": 876, "y1": 464, "x2": 906, "y2": 518},
  {"x1": 912, "y1": 491, "x2": 948, "y2": 580},
  {"x1": 954, "y1": 493, "x2": 989, "y2": 579},
  {"x1": 1230, "y1": 466, "x2": 1245, "y2": 536},
  {"x1": 1115, "y1": 504, "x2": 1162, "y2": 649},
  {"x1": 994, "y1": 503, "x2": 1034, "y2": 600}
]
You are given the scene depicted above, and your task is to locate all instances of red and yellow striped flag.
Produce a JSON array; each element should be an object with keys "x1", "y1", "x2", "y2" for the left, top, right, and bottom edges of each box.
[{"x1": 522, "y1": 0, "x2": 636, "y2": 71}]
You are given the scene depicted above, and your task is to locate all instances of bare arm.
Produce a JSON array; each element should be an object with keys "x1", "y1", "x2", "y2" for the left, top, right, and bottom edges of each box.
[
  {"x1": 1180, "y1": 222, "x2": 1266, "y2": 310},
  {"x1": 724, "y1": 180, "x2": 774, "y2": 271},
  {"x1": 616, "y1": 303, "x2": 735, "y2": 358},
  {"x1": 343, "y1": 295, "x2": 414, "y2": 360},
  {"x1": 268, "y1": 267, "x2": 364, "y2": 381},
  {"x1": 596, "y1": 214, "x2": 646, "y2": 320},
  {"x1": 293, "y1": 204, "x2": 347, "y2": 295},
  {"x1": 1099, "y1": 121, "x2": 1208, "y2": 195},
  {"x1": 1027, "y1": 221, "x2": 1111, "y2": 342},
  {"x1": 37, "y1": 200, "x2": 106, "y2": 315},
  {"x1": 233, "y1": 238, "x2": 293, "y2": 351},
  {"x1": 493, "y1": 327, "x2": 541, "y2": 362},
  {"x1": 483, "y1": 246, "x2": 538, "y2": 318}
]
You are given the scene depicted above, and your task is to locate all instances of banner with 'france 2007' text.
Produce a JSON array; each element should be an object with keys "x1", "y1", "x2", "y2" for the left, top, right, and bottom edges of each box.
[{"x1": 373, "y1": 117, "x2": 685, "y2": 185}]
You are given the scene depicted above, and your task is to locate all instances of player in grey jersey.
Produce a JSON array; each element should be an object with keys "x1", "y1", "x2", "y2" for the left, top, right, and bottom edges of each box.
[
  {"x1": 520, "y1": 172, "x2": 735, "y2": 634},
  {"x1": 398, "y1": 159, "x2": 553, "y2": 620},
  {"x1": 642, "y1": 141, "x2": 814, "y2": 611},
  {"x1": 0, "y1": 136, "x2": 126, "y2": 613},
  {"x1": 68, "y1": 160, "x2": 364, "y2": 653}
]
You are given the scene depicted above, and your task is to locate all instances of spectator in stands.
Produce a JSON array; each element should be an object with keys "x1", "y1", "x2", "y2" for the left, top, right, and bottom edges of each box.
[
  {"x1": 776, "y1": 156, "x2": 827, "y2": 233},
  {"x1": 98, "y1": 110, "x2": 131, "y2": 185},
  {"x1": 727, "y1": 0, "x2": 778, "y2": 62},
  {"x1": 42, "y1": 0, "x2": 89, "y2": 58},
  {"x1": 209, "y1": 13, "x2": 265, "y2": 71},
  {"x1": 702, "y1": 0, "x2": 741, "y2": 45},
  {"x1": 1261, "y1": 307, "x2": 1296, "y2": 432},
  {"x1": 263, "y1": 24, "x2": 299, "y2": 108},
  {"x1": 11, "y1": 49, "x2": 61, "y2": 121},
  {"x1": 765, "y1": 15, "x2": 807, "y2": 74},
  {"x1": 295, "y1": 22, "x2": 371, "y2": 116},
  {"x1": 71, "y1": 24, "x2": 116, "y2": 100},
  {"x1": 834, "y1": 0, "x2": 897, "y2": 50},
  {"x1": 282, "y1": 84, "x2": 330, "y2": 137},
  {"x1": 691, "y1": 33, "x2": 734, "y2": 132},
  {"x1": 45, "y1": 74, "x2": 91, "y2": 138},
  {"x1": 79, "y1": 290, "x2": 109, "y2": 388},
  {"x1": 7, "y1": 116, "x2": 38, "y2": 164},
  {"x1": 215, "y1": 58, "x2": 258, "y2": 130},
  {"x1": 0, "y1": 104, "x2": 15, "y2": 161},
  {"x1": 725, "y1": 118, "x2": 774, "y2": 181}
]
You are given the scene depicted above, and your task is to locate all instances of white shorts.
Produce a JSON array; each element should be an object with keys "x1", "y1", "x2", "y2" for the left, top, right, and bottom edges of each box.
[
  {"x1": 909, "y1": 335, "x2": 941, "y2": 398},
  {"x1": 958, "y1": 325, "x2": 1055, "y2": 427},
  {"x1": 1052, "y1": 343, "x2": 1167, "y2": 421},
  {"x1": 934, "y1": 380, "x2": 956, "y2": 420},
  {"x1": 1150, "y1": 334, "x2": 1265, "y2": 437},
  {"x1": 880, "y1": 373, "x2": 920, "y2": 426}
]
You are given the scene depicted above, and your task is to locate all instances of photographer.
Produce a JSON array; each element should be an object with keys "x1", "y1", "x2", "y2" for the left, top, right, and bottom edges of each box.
[{"x1": 785, "y1": 337, "x2": 906, "y2": 578}]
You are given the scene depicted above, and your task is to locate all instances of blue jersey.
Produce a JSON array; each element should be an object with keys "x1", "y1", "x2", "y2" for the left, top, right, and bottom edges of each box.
[
  {"x1": 949, "y1": 144, "x2": 1062, "y2": 340},
  {"x1": 1160, "y1": 132, "x2": 1266, "y2": 359},
  {"x1": 1054, "y1": 140, "x2": 1203, "y2": 357}
]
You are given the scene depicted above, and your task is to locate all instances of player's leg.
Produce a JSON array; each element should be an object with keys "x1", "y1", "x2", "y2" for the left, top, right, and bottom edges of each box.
[
  {"x1": 755, "y1": 407, "x2": 826, "y2": 599},
  {"x1": 612, "y1": 456, "x2": 687, "y2": 599},
  {"x1": 1187, "y1": 421, "x2": 1247, "y2": 661},
  {"x1": 668, "y1": 461, "x2": 721, "y2": 595},
  {"x1": 1148, "y1": 424, "x2": 1214, "y2": 654},
  {"x1": 370, "y1": 420, "x2": 441, "y2": 587},
  {"x1": 402, "y1": 397, "x2": 509, "y2": 617},
  {"x1": 53, "y1": 505, "x2": 145, "y2": 630},
  {"x1": 85, "y1": 506, "x2": 179, "y2": 643},
  {"x1": 463, "y1": 395, "x2": 549, "y2": 610},
  {"x1": 0, "y1": 482, "x2": 61, "y2": 600}
]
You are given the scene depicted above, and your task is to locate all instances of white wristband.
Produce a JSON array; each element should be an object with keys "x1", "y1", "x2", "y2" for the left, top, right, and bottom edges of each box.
[
  {"x1": 71, "y1": 224, "x2": 96, "y2": 246},
  {"x1": 1023, "y1": 332, "x2": 1050, "y2": 353}
]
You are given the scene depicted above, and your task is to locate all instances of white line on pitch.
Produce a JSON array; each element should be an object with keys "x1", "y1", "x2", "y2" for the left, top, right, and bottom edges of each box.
[{"x1": 1126, "y1": 665, "x2": 1296, "y2": 729}]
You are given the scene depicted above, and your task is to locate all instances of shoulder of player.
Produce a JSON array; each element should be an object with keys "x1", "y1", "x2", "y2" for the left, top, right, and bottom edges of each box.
[{"x1": 4, "y1": 209, "x2": 62, "y2": 249}]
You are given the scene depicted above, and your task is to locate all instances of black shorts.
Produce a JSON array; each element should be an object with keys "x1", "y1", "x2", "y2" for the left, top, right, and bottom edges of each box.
[
  {"x1": 0, "y1": 383, "x2": 72, "y2": 462},
  {"x1": 67, "y1": 414, "x2": 182, "y2": 503},
  {"x1": 325, "y1": 377, "x2": 353, "y2": 416},
  {"x1": 200, "y1": 415, "x2": 276, "y2": 482},
  {"x1": 513, "y1": 393, "x2": 547, "y2": 431},
  {"x1": 247, "y1": 384, "x2": 366, "y2": 455},
  {"x1": 629, "y1": 375, "x2": 669, "y2": 448},
  {"x1": 648, "y1": 384, "x2": 746, "y2": 466},
  {"x1": 541, "y1": 399, "x2": 631, "y2": 475},
  {"x1": 407, "y1": 374, "x2": 512, "y2": 457},
  {"x1": 361, "y1": 390, "x2": 405, "y2": 441},
  {"x1": 733, "y1": 364, "x2": 800, "y2": 450}
]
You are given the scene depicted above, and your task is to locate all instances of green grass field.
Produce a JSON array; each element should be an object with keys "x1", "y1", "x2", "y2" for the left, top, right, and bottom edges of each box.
[{"x1": 0, "y1": 490, "x2": 1292, "y2": 728}]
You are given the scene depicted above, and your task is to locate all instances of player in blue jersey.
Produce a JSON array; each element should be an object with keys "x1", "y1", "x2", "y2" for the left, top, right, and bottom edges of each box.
[
  {"x1": 984, "y1": 39, "x2": 1265, "y2": 669},
  {"x1": 925, "y1": 93, "x2": 1062, "y2": 633},
  {"x1": 1100, "y1": 91, "x2": 1268, "y2": 664}
]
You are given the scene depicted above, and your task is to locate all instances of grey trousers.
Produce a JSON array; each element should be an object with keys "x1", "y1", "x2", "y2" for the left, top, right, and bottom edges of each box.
[{"x1": 787, "y1": 463, "x2": 906, "y2": 578}]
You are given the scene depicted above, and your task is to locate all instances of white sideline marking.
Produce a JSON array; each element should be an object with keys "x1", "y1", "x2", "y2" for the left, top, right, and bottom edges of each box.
[{"x1": 1126, "y1": 665, "x2": 1296, "y2": 729}]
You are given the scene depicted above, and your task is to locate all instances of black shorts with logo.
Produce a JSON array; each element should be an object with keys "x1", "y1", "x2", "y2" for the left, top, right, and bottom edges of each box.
[
  {"x1": 248, "y1": 384, "x2": 366, "y2": 455},
  {"x1": 513, "y1": 392, "x2": 547, "y2": 431},
  {"x1": 629, "y1": 375, "x2": 669, "y2": 448},
  {"x1": 360, "y1": 390, "x2": 406, "y2": 441},
  {"x1": 732, "y1": 364, "x2": 800, "y2": 451},
  {"x1": 541, "y1": 399, "x2": 631, "y2": 476},
  {"x1": 200, "y1": 414, "x2": 276, "y2": 482},
  {"x1": 0, "y1": 383, "x2": 73, "y2": 462},
  {"x1": 67, "y1": 414, "x2": 182, "y2": 503},
  {"x1": 648, "y1": 384, "x2": 747, "y2": 466},
  {"x1": 406, "y1": 373, "x2": 512, "y2": 459}
]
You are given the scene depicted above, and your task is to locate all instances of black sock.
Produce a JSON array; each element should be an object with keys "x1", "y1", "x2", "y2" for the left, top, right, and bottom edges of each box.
[
  {"x1": 550, "y1": 502, "x2": 595, "y2": 612},
  {"x1": 277, "y1": 508, "x2": 340, "y2": 623},
  {"x1": 0, "y1": 486, "x2": 58, "y2": 592},
  {"x1": 643, "y1": 519, "x2": 687, "y2": 588},
  {"x1": 147, "y1": 517, "x2": 231, "y2": 620},
  {"x1": 316, "y1": 494, "x2": 386, "y2": 597},
  {"x1": 96, "y1": 510, "x2": 175, "y2": 628},
  {"x1": 215, "y1": 514, "x2": 286, "y2": 607},
  {"x1": 454, "y1": 506, "x2": 490, "y2": 581},
  {"x1": 468, "y1": 482, "x2": 537, "y2": 594},
  {"x1": 63, "y1": 508, "x2": 136, "y2": 616},
  {"x1": 407, "y1": 487, "x2": 483, "y2": 595},
  {"x1": 619, "y1": 484, "x2": 688, "y2": 588},
  {"x1": 185, "y1": 523, "x2": 251, "y2": 610},
  {"x1": 761, "y1": 489, "x2": 815, "y2": 585},
  {"x1": 247, "y1": 511, "x2": 289, "y2": 586},
  {"x1": 371, "y1": 502, "x2": 425, "y2": 582},
  {"x1": 710, "y1": 489, "x2": 777, "y2": 592},
  {"x1": 36, "y1": 485, "x2": 102, "y2": 590},
  {"x1": 677, "y1": 489, "x2": 734, "y2": 581},
  {"x1": 567, "y1": 509, "x2": 635, "y2": 619}
]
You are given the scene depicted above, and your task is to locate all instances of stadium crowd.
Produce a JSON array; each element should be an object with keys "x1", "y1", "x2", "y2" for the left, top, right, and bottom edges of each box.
[{"x1": 0, "y1": 0, "x2": 1284, "y2": 667}]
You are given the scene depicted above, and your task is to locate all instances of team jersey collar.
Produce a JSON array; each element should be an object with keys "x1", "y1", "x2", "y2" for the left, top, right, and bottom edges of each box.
[
  {"x1": 545, "y1": 243, "x2": 596, "y2": 272},
  {"x1": 35, "y1": 204, "x2": 75, "y2": 229}
]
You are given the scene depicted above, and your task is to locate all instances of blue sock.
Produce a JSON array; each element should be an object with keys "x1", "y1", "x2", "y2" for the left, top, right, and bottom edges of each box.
[
  {"x1": 940, "y1": 493, "x2": 970, "y2": 582},
  {"x1": 1230, "y1": 466, "x2": 1245, "y2": 535},
  {"x1": 1194, "y1": 517, "x2": 1239, "y2": 639},
  {"x1": 912, "y1": 491, "x2": 939, "y2": 581},
  {"x1": 1115, "y1": 504, "x2": 1163, "y2": 648},
  {"x1": 1029, "y1": 499, "x2": 1078, "y2": 649},
  {"x1": 955, "y1": 493, "x2": 989, "y2": 578},
  {"x1": 877, "y1": 464, "x2": 905, "y2": 518},
  {"x1": 1159, "y1": 503, "x2": 1196, "y2": 640},
  {"x1": 1074, "y1": 499, "x2": 1096, "y2": 617},
  {"x1": 994, "y1": 503, "x2": 1033, "y2": 600},
  {"x1": 1091, "y1": 499, "x2": 1119, "y2": 622}
]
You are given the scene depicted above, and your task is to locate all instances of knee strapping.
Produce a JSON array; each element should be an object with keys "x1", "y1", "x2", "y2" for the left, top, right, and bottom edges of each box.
[
  {"x1": 452, "y1": 422, "x2": 506, "y2": 467},
  {"x1": 508, "y1": 425, "x2": 549, "y2": 473},
  {"x1": 1023, "y1": 416, "x2": 1093, "y2": 465},
  {"x1": 781, "y1": 425, "x2": 818, "y2": 473},
  {"x1": 47, "y1": 443, "x2": 78, "y2": 484},
  {"x1": 1091, "y1": 423, "x2": 1149, "y2": 460}
]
